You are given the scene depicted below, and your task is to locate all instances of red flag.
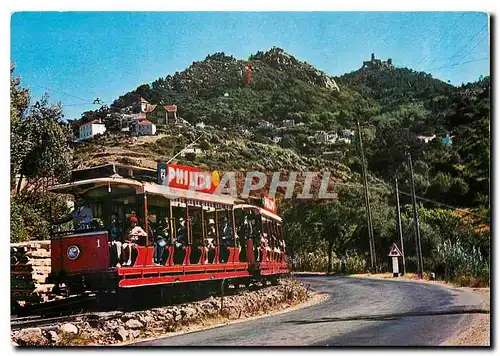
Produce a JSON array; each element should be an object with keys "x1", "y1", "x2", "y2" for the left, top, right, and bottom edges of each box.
[{"x1": 247, "y1": 63, "x2": 252, "y2": 85}]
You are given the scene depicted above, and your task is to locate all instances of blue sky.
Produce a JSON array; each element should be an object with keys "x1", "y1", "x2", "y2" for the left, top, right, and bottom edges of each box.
[{"x1": 11, "y1": 12, "x2": 490, "y2": 120}]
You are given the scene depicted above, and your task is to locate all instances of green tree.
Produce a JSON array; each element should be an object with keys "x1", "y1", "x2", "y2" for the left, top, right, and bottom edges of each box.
[{"x1": 12, "y1": 95, "x2": 73, "y2": 192}]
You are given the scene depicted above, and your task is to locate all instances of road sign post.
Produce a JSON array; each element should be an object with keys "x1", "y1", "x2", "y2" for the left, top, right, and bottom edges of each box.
[
  {"x1": 392, "y1": 257, "x2": 399, "y2": 277},
  {"x1": 388, "y1": 243, "x2": 403, "y2": 278}
]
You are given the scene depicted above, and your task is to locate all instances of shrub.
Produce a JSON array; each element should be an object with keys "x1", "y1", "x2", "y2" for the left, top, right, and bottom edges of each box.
[
  {"x1": 11, "y1": 192, "x2": 70, "y2": 242},
  {"x1": 435, "y1": 239, "x2": 490, "y2": 285}
]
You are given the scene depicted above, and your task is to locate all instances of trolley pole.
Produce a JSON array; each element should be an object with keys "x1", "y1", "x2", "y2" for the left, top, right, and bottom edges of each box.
[
  {"x1": 394, "y1": 177, "x2": 406, "y2": 275},
  {"x1": 357, "y1": 120, "x2": 376, "y2": 271},
  {"x1": 407, "y1": 152, "x2": 423, "y2": 279}
]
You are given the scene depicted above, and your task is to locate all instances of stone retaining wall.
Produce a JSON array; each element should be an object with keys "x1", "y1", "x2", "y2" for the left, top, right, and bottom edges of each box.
[
  {"x1": 11, "y1": 241, "x2": 53, "y2": 304},
  {"x1": 12, "y1": 278, "x2": 311, "y2": 346}
]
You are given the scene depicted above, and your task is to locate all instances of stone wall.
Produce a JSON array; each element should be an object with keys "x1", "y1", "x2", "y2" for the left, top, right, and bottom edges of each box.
[
  {"x1": 11, "y1": 241, "x2": 54, "y2": 304},
  {"x1": 12, "y1": 278, "x2": 312, "y2": 346}
]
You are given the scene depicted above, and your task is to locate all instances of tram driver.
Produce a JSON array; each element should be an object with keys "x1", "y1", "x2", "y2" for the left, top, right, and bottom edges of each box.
[{"x1": 53, "y1": 197, "x2": 93, "y2": 230}]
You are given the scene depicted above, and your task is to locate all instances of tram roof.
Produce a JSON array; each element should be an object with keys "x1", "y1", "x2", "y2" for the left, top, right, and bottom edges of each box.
[
  {"x1": 234, "y1": 203, "x2": 282, "y2": 222},
  {"x1": 49, "y1": 177, "x2": 235, "y2": 206}
]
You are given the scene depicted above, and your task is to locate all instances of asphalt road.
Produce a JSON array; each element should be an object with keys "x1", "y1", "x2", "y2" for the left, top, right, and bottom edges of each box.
[{"x1": 133, "y1": 276, "x2": 485, "y2": 346}]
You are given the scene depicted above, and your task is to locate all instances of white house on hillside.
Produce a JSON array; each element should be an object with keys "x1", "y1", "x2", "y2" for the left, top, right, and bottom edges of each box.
[
  {"x1": 417, "y1": 134, "x2": 437, "y2": 144},
  {"x1": 135, "y1": 120, "x2": 157, "y2": 136},
  {"x1": 181, "y1": 145, "x2": 204, "y2": 158},
  {"x1": 315, "y1": 131, "x2": 338, "y2": 144},
  {"x1": 78, "y1": 119, "x2": 106, "y2": 141}
]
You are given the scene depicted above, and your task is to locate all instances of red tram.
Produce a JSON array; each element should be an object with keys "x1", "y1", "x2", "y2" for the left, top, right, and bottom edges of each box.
[{"x1": 47, "y1": 163, "x2": 288, "y2": 295}]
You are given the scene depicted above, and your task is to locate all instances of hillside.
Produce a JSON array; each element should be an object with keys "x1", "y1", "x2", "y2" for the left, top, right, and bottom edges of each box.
[{"x1": 73, "y1": 47, "x2": 490, "y2": 213}]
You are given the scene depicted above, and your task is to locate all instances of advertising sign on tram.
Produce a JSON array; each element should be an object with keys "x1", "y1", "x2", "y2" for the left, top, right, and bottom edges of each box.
[
  {"x1": 157, "y1": 163, "x2": 220, "y2": 194},
  {"x1": 262, "y1": 195, "x2": 277, "y2": 214}
]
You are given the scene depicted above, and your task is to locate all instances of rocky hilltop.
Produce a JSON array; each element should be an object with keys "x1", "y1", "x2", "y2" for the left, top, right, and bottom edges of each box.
[{"x1": 250, "y1": 47, "x2": 340, "y2": 91}]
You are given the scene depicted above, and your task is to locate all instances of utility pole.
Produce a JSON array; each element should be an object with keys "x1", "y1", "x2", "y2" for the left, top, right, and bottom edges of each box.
[
  {"x1": 394, "y1": 177, "x2": 406, "y2": 275},
  {"x1": 407, "y1": 152, "x2": 423, "y2": 279},
  {"x1": 357, "y1": 120, "x2": 376, "y2": 271}
]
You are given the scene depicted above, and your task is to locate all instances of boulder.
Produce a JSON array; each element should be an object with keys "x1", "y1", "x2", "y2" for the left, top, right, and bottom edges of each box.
[
  {"x1": 114, "y1": 326, "x2": 128, "y2": 341},
  {"x1": 163, "y1": 312, "x2": 174, "y2": 321},
  {"x1": 41, "y1": 325, "x2": 59, "y2": 333},
  {"x1": 125, "y1": 319, "x2": 143, "y2": 330},
  {"x1": 60, "y1": 323, "x2": 78, "y2": 335},
  {"x1": 16, "y1": 328, "x2": 47, "y2": 346},
  {"x1": 138, "y1": 315, "x2": 152, "y2": 326},
  {"x1": 181, "y1": 307, "x2": 197, "y2": 319},
  {"x1": 129, "y1": 329, "x2": 140, "y2": 339},
  {"x1": 47, "y1": 331, "x2": 60, "y2": 343}
]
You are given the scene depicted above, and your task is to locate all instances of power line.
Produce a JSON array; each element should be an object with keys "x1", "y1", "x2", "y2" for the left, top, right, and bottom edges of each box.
[
  {"x1": 414, "y1": 13, "x2": 466, "y2": 65},
  {"x1": 398, "y1": 190, "x2": 488, "y2": 219},
  {"x1": 25, "y1": 83, "x2": 124, "y2": 111},
  {"x1": 446, "y1": 23, "x2": 488, "y2": 63},
  {"x1": 420, "y1": 56, "x2": 489, "y2": 72},
  {"x1": 403, "y1": 50, "x2": 489, "y2": 67},
  {"x1": 398, "y1": 14, "x2": 486, "y2": 70},
  {"x1": 63, "y1": 102, "x2": 97, "y2": 107},
  {"x1": 448, "y1": 35, "x2": 489, "y2": 73},
  {"x1": 324, "y1": 182, "x2": 488, "y2": 220},
  {"x1": 424, "y1": 13, "x2": 483, "y2": 66},
  {"x1": 27, "y1": 83, "x2": 90, "y2": 102}
]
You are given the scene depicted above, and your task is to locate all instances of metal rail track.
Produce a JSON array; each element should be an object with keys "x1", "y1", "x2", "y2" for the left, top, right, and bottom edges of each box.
[{"x1": 11, "y1": 313, "x2": 92, "y2": 331}]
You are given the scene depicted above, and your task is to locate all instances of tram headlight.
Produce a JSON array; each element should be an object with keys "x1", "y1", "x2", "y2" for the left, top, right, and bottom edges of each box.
[{"x1": 67, "y1": 245, "x2": 80, "y2": 260}]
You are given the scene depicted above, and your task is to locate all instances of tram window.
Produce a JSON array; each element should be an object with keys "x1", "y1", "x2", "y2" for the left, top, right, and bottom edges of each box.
[
  {"x1": 268, "y1": 221, "x2": 275, "y2": 248},
  {"x1": 262, "y1": 219, "x2": 268, "y2": 236},
  {"x1": 270, "y1": 221, "x2": 276, "y2": 248},
  {"x1": 188, "y1": 205, "x2": 203, "y2": 246},
  {"x1": 171, "y1": 203, "x2": 188, "y2": 247},
  {"x1": 204, "y1": 208, "x2": 218, "y2": 245},
  {"x1": 273, "y1": 221, "x2": 279, "y2": 247},
  {"x1": 234, "y1": 208, "x2": 245, "y2": 238},
  {"x1": 254, "y1": 214, "x2": 262, "y2": 238},
  {"x1": 218, "y1": 207, "x2": 234, "y2": 247}
]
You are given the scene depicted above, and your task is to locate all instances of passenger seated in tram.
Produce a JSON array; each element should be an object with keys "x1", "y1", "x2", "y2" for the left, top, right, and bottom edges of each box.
[
  {"x1": 237, "y1": 214, "x2": 253, "y2": 262},
  {"x1": 271, "y1": 233, "x2": 280, "y2": 254},
  {"x1": 122, "y1": 216, "x2": 147, "y2": 266},
  {"x1": 173, "y1": 217, "x2": 187, "y2": 264},
  {"x1": 175, "y1": 217, "x2": 187, "y2": 248},
  {"x1": 108, "y1": 214, "x2": 122, "y2": 267},
  {"x1": 154, "y1": 217, "x2": 169, "y2": 265},
  {"x1": 219, "y1": 216, "x2": 233, "y2": 263},
  {"x1": 239, "y1": 214, "x2": 253, "y2": 241},
  {"x1": 204, "y1": 219, "x2": 216, "y2": 263},
  {"x1": 53, "y1": 196, "x2": 93, "y2": 230},
  {"x1": 259, "y1": 232, "x2": 271, "y2": 262},
  {"x1": 279, "y1": 238, "x2": 286, "y2": 253},
  {"x1": 250, "y1": 216, "x2": 260, "y2": 260},
  {"x1": 219, "y1": 217, "x2": 233, "y2": 246}
]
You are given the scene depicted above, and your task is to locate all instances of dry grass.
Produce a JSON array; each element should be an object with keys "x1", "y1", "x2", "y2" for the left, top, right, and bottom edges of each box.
[{"x1": 56, "y1": 331, "x2": 95, "y2": 347}]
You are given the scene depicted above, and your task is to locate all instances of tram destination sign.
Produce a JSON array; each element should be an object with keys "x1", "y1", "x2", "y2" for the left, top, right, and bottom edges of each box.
[
  {"x1": 157, "y1": 163, "x2": 220, "y2": 194},
  {"x1": 262, "y1": 195, "x2": 277, "y2": 213}
]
